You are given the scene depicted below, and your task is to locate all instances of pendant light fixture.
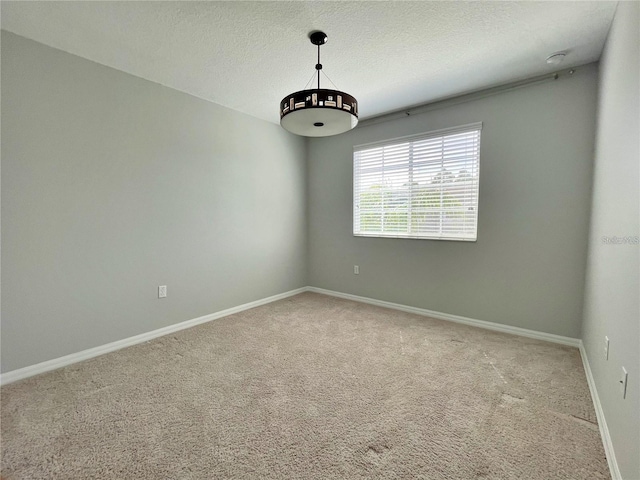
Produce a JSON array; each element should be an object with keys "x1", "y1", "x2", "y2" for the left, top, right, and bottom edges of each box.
[{"x1": 280, "y1": 31, "x2": 358, "y2": 137}]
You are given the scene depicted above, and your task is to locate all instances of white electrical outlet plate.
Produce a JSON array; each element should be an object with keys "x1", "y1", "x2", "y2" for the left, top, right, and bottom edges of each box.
[
  {"x1": 354, "y1": 265, "x2": 359, "y2": 275},
  {"x1": 604, "y1": 336, "x2": 609, "y2": 360},
  {"x1": 158, "y1": 285, "x2": 167, "y2": 298},
  {"x1": 620, "y1": 367, "x2": 628, "y2": 399}
]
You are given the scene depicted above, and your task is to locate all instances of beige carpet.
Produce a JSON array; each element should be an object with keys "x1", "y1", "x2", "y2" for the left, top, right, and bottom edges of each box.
[{"x1": 1, "y1": 292, "x2": 609, "y2": 479}]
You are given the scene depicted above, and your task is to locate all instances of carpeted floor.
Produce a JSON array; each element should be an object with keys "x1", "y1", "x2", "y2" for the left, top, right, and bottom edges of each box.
[{"x1": 1, "y1": 292, "x2": 609, "y2": 479}]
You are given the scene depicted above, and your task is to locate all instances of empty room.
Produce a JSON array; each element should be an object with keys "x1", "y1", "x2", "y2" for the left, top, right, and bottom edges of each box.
[{"x1": 1, "y1": 1, "x2": 638, "y2": 479}]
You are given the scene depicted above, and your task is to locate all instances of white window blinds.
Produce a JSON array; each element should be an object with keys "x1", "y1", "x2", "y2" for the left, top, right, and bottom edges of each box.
[{"x1": 353, "y1": 123, "x2": 481, "y2": 241}]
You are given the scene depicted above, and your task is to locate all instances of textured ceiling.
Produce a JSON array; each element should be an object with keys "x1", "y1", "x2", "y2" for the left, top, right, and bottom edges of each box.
[{"x1": 1, "y1": 1, "x2": 617, "y2": 124}]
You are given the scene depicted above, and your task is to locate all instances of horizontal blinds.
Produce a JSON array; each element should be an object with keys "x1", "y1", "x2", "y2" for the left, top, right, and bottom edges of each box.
[{"x1": 353, "y1": 124, "x2": 481, "y2": 240}]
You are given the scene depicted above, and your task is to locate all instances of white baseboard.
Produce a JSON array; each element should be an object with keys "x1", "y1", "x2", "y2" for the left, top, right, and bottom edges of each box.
[
  {"x1": 307, "y1": 286, "x2": 581, "y2": 347},
  {"x1": 306, "y1": 287, "x2": 618, "y2": 478},
  {"x1": 308, "y1": 287, "x2": 619, "y2": 479},
  {"x1": 0, "y1": 285, "x2": 582, "y2": 383},
  {"x1": 1, "y1": 285, "x2": 617, "y2": 480},
  {"x1": 0, "y1": 287, "x2": 307, "y2": 386},
  {"x1": 579, "y1": 342, "x2": 621, "y2": 480}
]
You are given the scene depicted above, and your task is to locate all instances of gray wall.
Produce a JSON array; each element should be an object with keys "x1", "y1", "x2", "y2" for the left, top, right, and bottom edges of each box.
[
  {"x1": 308, "y1": 65, "x2": 598, "y2": 338},
  {"x1": 581, "y1": 3, "x2": 640, "y2": 479},
  {"x1": 1, "y1": 19, "x2": 636, "y2": 478},
  {"x1": 1, "y1": 31, "x2": 307, "y2": 372}
]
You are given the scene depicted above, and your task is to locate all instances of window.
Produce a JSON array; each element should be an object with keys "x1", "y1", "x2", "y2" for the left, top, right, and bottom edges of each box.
[{"x1": 353, "y1": 123, "x2": 481, "y2": 241}]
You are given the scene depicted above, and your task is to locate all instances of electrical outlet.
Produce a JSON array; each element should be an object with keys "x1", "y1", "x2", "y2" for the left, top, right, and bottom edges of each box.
[
  {"x1": 620, "y1": 367, "x2": 628, "y2": 399},
  {"x1": 354, "y1": 265, "x2": 359, "y2": 275},
  {"x1": 158, "y1": 285, "x2": 167, "y2": 298},
  {"x1": 604, "y1": 336, "x2": 609, "y2": 360}
]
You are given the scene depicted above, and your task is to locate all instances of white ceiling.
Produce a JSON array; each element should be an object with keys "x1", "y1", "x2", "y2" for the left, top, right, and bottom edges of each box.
[{"x1": 1, "y1": 1, "x2": 617, "y2": 124}]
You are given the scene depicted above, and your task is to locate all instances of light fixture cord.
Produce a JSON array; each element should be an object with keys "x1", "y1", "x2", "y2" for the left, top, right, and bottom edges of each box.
[
  {"x1": 321, "y1": 70, "x2": 338, "y2": 90},
  {"x1": 303, "y1": 70, "x2": 317, "y2": 90},
  {"x1": 317, "y1": 44, "x2": 321, "y2": 89}
]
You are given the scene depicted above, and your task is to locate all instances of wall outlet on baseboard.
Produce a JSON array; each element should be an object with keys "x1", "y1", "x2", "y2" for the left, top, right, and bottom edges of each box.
[
  {"x1": 604, "y1": 336, "x2": 609, "y2": 360},
  {"x1": 620, "y1": 367, "x2": 628, "y2": 399},
  {"x1": 354, "y1": 265, "x2": 359, "y2": 275},
  {"x1": 158, "y1": 285, "x2": 167, "y2": 298}
]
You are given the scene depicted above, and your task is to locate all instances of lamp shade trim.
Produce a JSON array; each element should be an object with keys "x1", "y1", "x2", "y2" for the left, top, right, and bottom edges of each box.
[{"x1": 280, "y1": 89, "x2": 358, "y2": 120}]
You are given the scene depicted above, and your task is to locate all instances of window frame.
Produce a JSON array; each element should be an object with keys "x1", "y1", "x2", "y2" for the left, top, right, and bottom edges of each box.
[{"x1": 353, "y1": 123, "x2": 482, "y2": 241}]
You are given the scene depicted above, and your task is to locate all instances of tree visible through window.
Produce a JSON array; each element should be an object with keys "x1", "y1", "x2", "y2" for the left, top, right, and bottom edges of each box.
[{"x1": 353, "y1": 124, "x2": 481, "y2": 240}]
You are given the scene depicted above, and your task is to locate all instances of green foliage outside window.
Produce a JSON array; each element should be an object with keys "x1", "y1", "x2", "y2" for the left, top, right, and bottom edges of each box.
[{"x1": 357, "y1": 169, "x2": 474, "y2": 234}]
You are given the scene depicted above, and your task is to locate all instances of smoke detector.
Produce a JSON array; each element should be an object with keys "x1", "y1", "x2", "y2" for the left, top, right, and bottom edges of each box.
[{"x1": 546, "y1": 52, "x2": 567, "y2": 65}]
